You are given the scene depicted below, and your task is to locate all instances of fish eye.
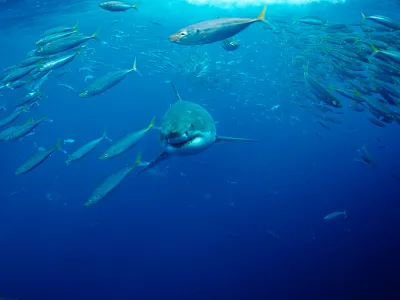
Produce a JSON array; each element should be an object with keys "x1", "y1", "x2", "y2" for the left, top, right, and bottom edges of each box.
[
  {"x1": 180, "y1": 31, "x2": 187, "y2": 36},
  {"x1": 332, "y1": 101, "x2": 337, "y2": 105}
]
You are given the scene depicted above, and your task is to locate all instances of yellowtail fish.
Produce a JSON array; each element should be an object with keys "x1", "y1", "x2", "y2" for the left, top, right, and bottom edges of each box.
[
  {"x1": 99, "y1": 1, "x2": 138, "y2": 12},
  {"x1": 36, "y1": 29, "x2": 78, "y2": 46},
  {"x1": 40, "y1": 24, "x2": 79, "y2": 38},
  {"x1": 66, "y1": 129, "x2": 112, "y2": 165},
  {"x1": 79, "y1": 57, "x2": 140, "y2": 97},
  {"x1": 169, "y1": 6, "x2": 270, "y2": 45},
  {"x1": 15, "y1": 140, "x2": 61, "y2": 175},
  {"x1": 36, "y1": 30, "x2": 98, "y2": 56},
  {"x1": 3, "y1": 115, "x2": 47, "y2": 141},
  {"x1": 0, "y1": 106, "x2": 29, "y2": 129},
  {"x1": 361, "y1": 13, "x2": 400, "y2": 30},
  {"x1": 99, "y1": 117, "x2": 155, "y2": 160},
  {"x1": 39, "y1": 48, "x2": 81, "y2": 72},
  {"x1": 84, "y1": 153, "x2": 141, "y2": 206}
]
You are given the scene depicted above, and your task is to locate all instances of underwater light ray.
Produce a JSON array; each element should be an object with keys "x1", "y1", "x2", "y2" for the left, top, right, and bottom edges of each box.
[{"x1": 186, "y1": 0, "x2": 346, "y2": 7}]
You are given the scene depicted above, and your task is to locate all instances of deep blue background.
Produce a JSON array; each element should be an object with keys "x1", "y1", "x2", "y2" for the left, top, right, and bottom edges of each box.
[{"x1": 0, "y1": 0, "x2": 399, "y2": 299}]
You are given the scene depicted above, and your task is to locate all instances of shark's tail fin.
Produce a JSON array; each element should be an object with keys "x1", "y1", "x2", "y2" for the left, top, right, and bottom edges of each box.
[{"x1": 216, "y1": 135, "x2": 258, "y2": 142}]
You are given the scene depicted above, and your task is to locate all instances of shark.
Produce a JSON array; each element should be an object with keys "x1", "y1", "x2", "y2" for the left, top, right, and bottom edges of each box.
[{"x1": 137, "y1": 82, "x2": 257, "y2": 174}]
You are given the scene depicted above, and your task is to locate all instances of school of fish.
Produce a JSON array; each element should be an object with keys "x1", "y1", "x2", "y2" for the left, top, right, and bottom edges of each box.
[{"x1": 1, "y1": 2, "x2": 400, "y2": 208}]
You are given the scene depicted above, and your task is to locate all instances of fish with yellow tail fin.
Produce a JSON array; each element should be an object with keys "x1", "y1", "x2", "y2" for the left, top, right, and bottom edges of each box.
[
  {"x1": 361, "y1": 13, "x2": 400, "y2": 30},
  {"x1": 99, "y1": 1, "x2": 139, "y2": 12},
  {"x1": 36, "y1": 29, "x2": 99, "y2": 56},
  {"x1": 136, "y1": 82, "x2": 257, "y2": 175},
  {"x1": 369, "y1": 43, "x2": 400, "y2": 64},
  {"x1": 169, "y1": 6, "x2": 272, "y2": 45},
  {"x1": 99, "y1": 117, "x2": 155, "y2": 160},
  {"x1": 66, "y1": 129, "x2": 112, "y2": 165},
  {"x1": 15, "y1": 139, "x2": 62, "y2": 175},
  {"x1": 79, "y1": 57, "x2": 140, "y2": 98},
  {"x1": 85, "y1": 153, "x2": 142, "y2": 206}
]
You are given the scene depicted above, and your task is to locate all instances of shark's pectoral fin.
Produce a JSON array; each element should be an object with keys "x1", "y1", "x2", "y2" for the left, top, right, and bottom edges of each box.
[
  {"x1": 216, "y1": 135, "x2": 258, "y2": 142},
  {"x1": 136, "y1": 151, "x2": 168, "y2": 175}
]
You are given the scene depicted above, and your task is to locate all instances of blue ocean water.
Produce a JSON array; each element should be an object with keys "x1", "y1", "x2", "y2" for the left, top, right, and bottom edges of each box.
[{"x1": 0, "y1": 0, "x2": 400, "y2": 299}]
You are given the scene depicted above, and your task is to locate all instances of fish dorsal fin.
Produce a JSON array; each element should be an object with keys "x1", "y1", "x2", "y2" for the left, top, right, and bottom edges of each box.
[{"x1": 170, "y1": 81, "x2": 182, "y2": 101}]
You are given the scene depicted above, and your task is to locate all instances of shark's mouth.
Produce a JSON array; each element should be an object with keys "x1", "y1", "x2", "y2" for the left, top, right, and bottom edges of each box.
[{"x1": 168, "y1": 135, "x2": 198, "y2": 148}]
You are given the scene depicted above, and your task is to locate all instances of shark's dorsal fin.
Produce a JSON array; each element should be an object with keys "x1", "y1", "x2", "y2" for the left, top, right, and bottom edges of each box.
[
  {"x1": 170, "y1": 81, "x2": 183, "y2": 101},
  {"x1": 216, "y1": 135, "x2": 258, "y2": 142}
]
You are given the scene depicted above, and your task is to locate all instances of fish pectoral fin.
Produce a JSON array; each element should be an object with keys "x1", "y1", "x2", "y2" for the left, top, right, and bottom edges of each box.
[
  {"x1": 136, "y1": 151, "x2": 168, "y2": 175},
  {"x1": 216, "y1": 135, "x2": 258, "y2": 142}
]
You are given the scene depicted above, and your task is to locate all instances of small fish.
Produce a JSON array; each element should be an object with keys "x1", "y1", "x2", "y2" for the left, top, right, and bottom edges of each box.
[
  {"x1": 64, "y1": 138, "x2": 75, "y2": 144},
  {"x1": 324, "y1": 210, "x2": 347, "y2": 220},
  {"x1": 84, "y1": 153, "x2": 141, "y2": 206},
  {"x1": 15, "y1": 139, "x2": 61, "y2": 175},
  {"x1": 99, "y1": 117, "x2": 155, "y2": 159}
]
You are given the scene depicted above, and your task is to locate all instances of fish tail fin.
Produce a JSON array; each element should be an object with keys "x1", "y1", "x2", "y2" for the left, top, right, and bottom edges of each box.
[
  {"x1": 91, "y1": 28, "x2": 100, "y2": 40},
  {"x1": 41, "y1": 114, "x2": 47, "y2": 121},
  {"x1": 54, "y1": 139, "x2": 61, "y2": 150},
  {"x1": 361, "y1": 12, "x2": 366, "y2": 23},
  {"x1": 343, "y1": 209, "x2": 347, "y2": 218},
  {"x1": 132, "y1": 152, "x2": 142, "y2": 169},
  {"x1": 63, "y1": 139, "x2": 67, "y2": 145},
  {"x1": 147, "y1": 116, "x2": 156, "y2": 130},
  {"x1": 257, "y1": 5, "x2": 267, "y2": 21},
  {"x1": 132, "y1": 57, "x2": 143, "y2": 76},
  {"x1": 216, "y1": 135, "x2": 258, "y2": 142},
  {"x1": 73, "y1": 23, "x2": 79, "y2": 32},
  {"x1": 368, "y1": 43, "x2": 379, "y2": 60},
  {"x1": 132, "y1": 3, "x2": 139, "y2": 11},
  {"x1": 103, "y1": 128, "x2": 113, "y2": 141},
  {"x1": 256, "y1": 6, "x2": 274, "y2": 29}
]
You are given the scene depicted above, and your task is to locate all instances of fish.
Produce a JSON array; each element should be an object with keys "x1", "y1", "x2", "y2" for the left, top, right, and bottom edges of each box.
[
  {"x1": 35, "y1": 29, "x2": 78, "y2": 46},
  {"x1": 99, "y1": 117, "x2": 155, "y2": 160},
  {"x1": 13, "y1": 91, "x2": 41, "y2": 108},
  {"x1": 0, "y1": 106, "x2": 28, "y2": 129},
  {"x1": 79, "y1": 58, "x2": 140, "y2": 97},
  {"x1": 369, "y1": 43, "x2": 400, "y2": 64},
  {"x1": 66, "y1": 129, "x2": 111, "y2": 165},
  {"x1": 361, "y1": 13, "x2": 400, "y2": 30},
  {"x1": 2, "y1": 64, "x2": 37, "y2": 83},
  {"x1": 169, "y1": 6, "x2": 270, "y2": 45},
  {"x1": 137, "y1": 82, "x2": 257, "y2": 174},
  {"x1": 99, "y1": 1, "x2": 139, "y2": 12},
  {"x1": 40, "y1": 24, "x2": 79, "y2": 38},
  {"x1": 3, "y1": 115, "x2": 47, "y2": 141},
  {"x1": 324, "y1": 210, "x2": 347, "y2": 220},
  {"x1": 84, "y1": 153, "x2": 141, "y2": 206},
  {"x1": 36, "y1": 30, "x2": 99, "y2": 56},
  {"x1": 64, "y1": 138, "x2": 75, "y2": 144},
  {"x1": 15, "y1": 140, "x2": 61, "y2": 175},
  {"x1": 39, "y1": 48, "x2": 81, "y2": 72}
]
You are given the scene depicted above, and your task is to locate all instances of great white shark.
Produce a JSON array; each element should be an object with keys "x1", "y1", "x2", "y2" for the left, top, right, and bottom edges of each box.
[{"x1": 137, "y1": 82, "x2": 257, "y2": 174}]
